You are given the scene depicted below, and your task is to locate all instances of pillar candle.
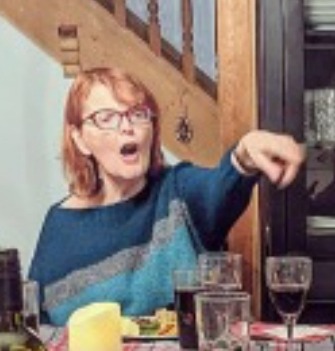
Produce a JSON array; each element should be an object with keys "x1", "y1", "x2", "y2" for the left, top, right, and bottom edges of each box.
[{"x1": 68, "y1": 302, "x2": 122, "y2": 351}]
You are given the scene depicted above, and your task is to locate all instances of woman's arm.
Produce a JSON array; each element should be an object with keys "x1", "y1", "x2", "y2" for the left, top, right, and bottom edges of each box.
[{"x1": 174, "y1": 130, "x2": 305, "y2": 250}]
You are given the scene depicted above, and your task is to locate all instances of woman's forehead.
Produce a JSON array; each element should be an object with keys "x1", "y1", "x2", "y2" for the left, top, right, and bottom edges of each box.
[
  {"x1": 84, "y1": 80, "x2": 143, "y2": 107},
  {"x1": 85, "y1": 83, "x2": 118, "y2": 106}
]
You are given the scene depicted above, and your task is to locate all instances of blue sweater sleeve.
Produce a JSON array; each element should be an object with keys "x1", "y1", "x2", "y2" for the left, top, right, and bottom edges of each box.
[
  {"x1": 174, "y1": 150, "x2": 258, "y2": 250},
  {"x1": 28, "y1": 208, "x2": 55, "y2": 324}
]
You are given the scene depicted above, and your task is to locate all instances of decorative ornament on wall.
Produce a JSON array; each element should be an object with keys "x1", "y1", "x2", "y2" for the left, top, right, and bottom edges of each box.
[
  {"x1": 175, "y1": 89, "x2": 194, "y2": 144},
  {"x1": 58, "y1": 24, "x2": 81, "y2": 78},
  {"x1": 175, "y1": 115, "x2": 193, "y2": 144}
]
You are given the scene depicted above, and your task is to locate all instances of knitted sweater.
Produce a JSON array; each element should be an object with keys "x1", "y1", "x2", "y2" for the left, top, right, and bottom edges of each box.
[{"x1": 28, "y1": 152, "x2": 257, "y2": 326}]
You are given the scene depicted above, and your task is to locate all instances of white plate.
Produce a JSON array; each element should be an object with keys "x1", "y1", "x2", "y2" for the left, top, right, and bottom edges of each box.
[
  {"x1": 305, "y1": 8, "x2": 335, "y2": 14},
  {"x1": 309, "y1": 24, "x2": 335, "y2": 30},
  {"x1": 305, "y1": 0, "x2": 335, "y2": 6},
  {"x1": 307, "y1": 14, "x2": 335, "y2": 24},
  {"x1": 307, "y1": 216, "x2": 335, "y2": 229},
  {"x1": 305, "y1": 4, "x2": 335, "y2": 10}
]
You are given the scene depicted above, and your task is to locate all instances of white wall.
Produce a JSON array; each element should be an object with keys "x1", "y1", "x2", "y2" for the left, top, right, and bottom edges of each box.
[
  {"x1": 0, "y1": 17, "x2": 69, "y2": 275},
  {"x1": 0, "y1": 17, "x2": 180, "y2": 275}
]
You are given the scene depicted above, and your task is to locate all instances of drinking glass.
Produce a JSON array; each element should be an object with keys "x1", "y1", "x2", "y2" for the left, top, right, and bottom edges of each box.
[
  {"x1": 266, "y1": 256, "x2": 312, "y2": 348},
  {"x1": 23, "y1": 279, "x2": 40, "y2": 332},
  {"x1": 198, "y1": 252, "x2": 242, "y2": 291},
  {"x1": 195, "y1": 291, "x2": 250, "y2": 351},
  {"x1": 173, "y1": 269, "x2": 203, "y2": 350}
]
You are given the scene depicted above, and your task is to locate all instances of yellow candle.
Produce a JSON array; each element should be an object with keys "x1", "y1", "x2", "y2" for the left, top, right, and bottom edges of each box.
[{"x1": 68, "y1": 302, "x2": 122, "y2": 351}]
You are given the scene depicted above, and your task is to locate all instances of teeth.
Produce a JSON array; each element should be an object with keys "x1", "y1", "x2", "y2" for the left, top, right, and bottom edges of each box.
[{"x1": 120, "y1": 143, "x2": 138, "y2": 155}]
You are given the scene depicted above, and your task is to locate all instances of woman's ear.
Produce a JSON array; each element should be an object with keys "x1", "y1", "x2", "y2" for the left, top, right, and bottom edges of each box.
[{"x1": 71, "y1": 128, "x2": 92, "y2": 156}]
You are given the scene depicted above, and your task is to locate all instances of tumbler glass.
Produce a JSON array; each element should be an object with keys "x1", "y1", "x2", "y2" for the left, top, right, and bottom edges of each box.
[
  {"x1": 196, "y1": 291, "x2": 250, "y2": 351},
  {"x1": 173, "y1": 269, "x2": 203, "y2": 350},
  {"x1": 23, "y1": 279, "x2": 40, "y2": 332},
  {"x1": 198, "y1": 252, "x2": 242, "y2": 291}
]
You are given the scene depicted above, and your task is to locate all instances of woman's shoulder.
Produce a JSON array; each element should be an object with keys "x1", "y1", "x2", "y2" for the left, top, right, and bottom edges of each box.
[
  {"x1": 58, "y1": 194, "x2": 90, "y2": 209},
  {"x1": 41, "y1": 195, "x2": 91, "y2": 223}
]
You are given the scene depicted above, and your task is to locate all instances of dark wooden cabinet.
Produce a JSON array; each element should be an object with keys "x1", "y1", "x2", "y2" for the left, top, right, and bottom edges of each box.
[{"x1": 258, "y1": 0, "x2": 335, "y2": 323}]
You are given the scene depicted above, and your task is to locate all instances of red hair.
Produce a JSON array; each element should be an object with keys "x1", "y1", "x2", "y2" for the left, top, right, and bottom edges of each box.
[{"x1": 62, "y1": 67, "x2": 164, "y2": 197}]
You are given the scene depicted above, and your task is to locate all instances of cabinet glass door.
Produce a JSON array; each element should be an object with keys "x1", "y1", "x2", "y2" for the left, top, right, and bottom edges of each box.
[
  {"x1": 303, "y1": 20, "x2": 335, "y2": 321},
  {"x1": 259, "y1": 0, "x2": 335, "y2": 323},
  {"x1": 305, "y1": 33, "x2": 335, "y2": 237}
]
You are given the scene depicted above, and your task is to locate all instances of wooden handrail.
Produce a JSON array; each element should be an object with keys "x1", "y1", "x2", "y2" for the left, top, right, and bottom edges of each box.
[{"x1": 94, "y1": 0, "x2": 216, "y2": 97}]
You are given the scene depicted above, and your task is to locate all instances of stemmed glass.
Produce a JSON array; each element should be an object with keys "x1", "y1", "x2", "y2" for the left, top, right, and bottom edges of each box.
[{"x1": 266, "y1": 256, "x2": 312, "y2": 349}]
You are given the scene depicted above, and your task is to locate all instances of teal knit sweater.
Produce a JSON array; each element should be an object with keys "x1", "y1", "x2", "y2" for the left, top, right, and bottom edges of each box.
[{"x1": 28, "y1": 151, "x2": 257, "y2": 326}]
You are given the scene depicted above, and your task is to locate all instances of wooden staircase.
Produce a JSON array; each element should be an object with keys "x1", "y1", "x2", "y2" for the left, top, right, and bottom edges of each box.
[
  {"x1": 0, "y1": 0, "x2": 261, "y2": 316},
  {"x1": 0, "y1": 0, "x2": 221, "y2": 166}
]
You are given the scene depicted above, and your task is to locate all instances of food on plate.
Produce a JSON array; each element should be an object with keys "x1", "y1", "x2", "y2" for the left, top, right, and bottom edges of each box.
[
  {"x1": 135, "y1": 316, "x2": 161, "y2": 335},
  {"x1": 129, "y1": 308, "x2": 178, "y2": 337},
  {"x1": 122, "y1": 317, "x2": 140, "y2": 336},
  {"x1": 155, "y1": 308, "x2": 178, "y2": 336}
]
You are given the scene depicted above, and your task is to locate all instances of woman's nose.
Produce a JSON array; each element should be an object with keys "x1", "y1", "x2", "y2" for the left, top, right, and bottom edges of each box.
[{"x1": 118, "y1": 115, "x2": 134, "y2": 134}]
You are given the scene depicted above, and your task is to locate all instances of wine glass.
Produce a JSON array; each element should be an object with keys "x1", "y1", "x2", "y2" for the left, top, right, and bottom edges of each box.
[{"x1": 266, "y1": 256, "x2": 312, "y2": 348}]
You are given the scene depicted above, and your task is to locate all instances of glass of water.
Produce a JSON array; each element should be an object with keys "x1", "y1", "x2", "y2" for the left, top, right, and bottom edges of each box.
[
  {"x1": 195, "y1": 291, "x2": 250, "y2": 351},
  {"x1": 198, "y1": 251, "x2": 242, "y2": 291},
  {"x1": 23, "y1": 279, "x2": 40, "y2": 332}
]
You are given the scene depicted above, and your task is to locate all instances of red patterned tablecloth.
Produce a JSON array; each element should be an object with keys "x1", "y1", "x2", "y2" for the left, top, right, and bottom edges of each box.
[
  {"x1": 123, "y1": 342, "x2": 179, "y2": 351},
  {"x1": 43, "y1": 327, "x2": 179, "y2": 351},
  {"x1": 42, "y1": 323, "x2": 335, "y2": 351}
]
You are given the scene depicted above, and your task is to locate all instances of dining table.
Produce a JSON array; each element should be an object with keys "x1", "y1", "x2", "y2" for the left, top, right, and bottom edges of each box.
[{"x1": 41, "y1": 322, "x2": 335, "y2": 351}]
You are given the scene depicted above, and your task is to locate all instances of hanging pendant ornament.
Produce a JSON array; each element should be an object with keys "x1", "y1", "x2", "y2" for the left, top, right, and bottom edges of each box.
[
  {"x1": 175, "y1": 90, "x2": 193, "y2": 144},
  {"x1": 175, "y1": 114, "x2": 193, "y2": 144}
]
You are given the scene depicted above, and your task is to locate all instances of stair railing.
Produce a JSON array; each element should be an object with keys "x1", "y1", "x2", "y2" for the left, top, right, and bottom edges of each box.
[{"x1": 95, "y1": 0, "x2": 216, "y2": 98}]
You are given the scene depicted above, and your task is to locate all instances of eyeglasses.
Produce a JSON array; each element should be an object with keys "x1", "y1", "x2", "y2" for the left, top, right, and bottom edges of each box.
[{"x1": 81, "y1": 105, "x2": 154, "y2": 130}]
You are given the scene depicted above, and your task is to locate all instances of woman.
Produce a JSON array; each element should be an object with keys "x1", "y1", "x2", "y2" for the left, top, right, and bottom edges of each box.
[{"x1": 29, "y1": 67, "x2": 304, "y2": 326}]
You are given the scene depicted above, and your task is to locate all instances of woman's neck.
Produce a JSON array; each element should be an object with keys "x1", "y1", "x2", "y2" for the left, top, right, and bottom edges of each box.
[
  {"x1": 63, "y1": 176, "x2": 146, "y2": 209},
  {"x1": 98, "y1": 175, "x2": 146, "y2": 205}
]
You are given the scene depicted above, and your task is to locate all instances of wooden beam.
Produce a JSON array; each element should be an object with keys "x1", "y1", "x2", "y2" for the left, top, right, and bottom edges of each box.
[
  {"x1": 217, "y1": 0, "x2": 257, "y2": 145},
  {"x1": 216, "y1": 0, "x2": 260, "y2": 317}
]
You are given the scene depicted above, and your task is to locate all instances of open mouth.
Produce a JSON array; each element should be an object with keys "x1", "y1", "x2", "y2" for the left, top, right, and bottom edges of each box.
[{"x1": 120, "y1": 142, "x2": 139, "y2": 157}]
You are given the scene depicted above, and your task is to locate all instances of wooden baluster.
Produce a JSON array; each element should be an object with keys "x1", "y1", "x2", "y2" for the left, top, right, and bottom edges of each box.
[
  {"x1": 114, "y1": 0, "x2": 126, "y2": 27},
  {"x1": 147, "y1": 0, "x2": 161, "y2": 56},
  {"x1": 181, "y1": 0, "x2": 195, "y2": 83},
  {"x1": 58, "y1": 24, "x2": 81, "y2": 78}
]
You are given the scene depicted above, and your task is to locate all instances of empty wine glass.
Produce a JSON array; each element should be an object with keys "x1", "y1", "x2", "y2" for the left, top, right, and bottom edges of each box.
[{"x1": 266, "y1": 256, "x2": 312, "y2": 349}]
